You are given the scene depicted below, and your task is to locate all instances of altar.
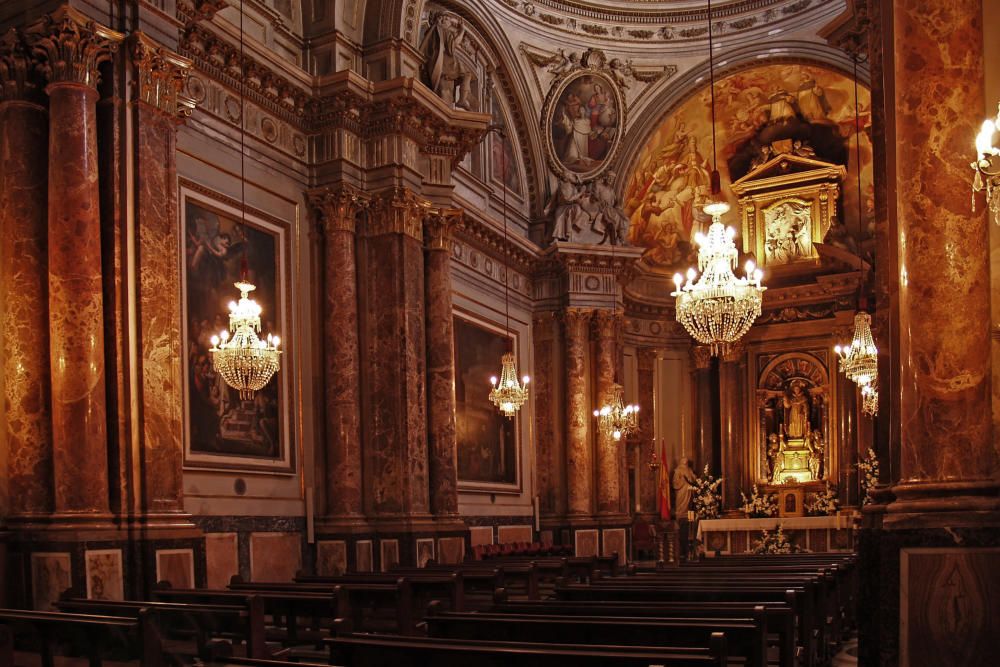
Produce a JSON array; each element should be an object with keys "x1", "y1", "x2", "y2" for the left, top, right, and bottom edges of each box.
[{"x1": 696, "y1": 515, "x2": 856, "y2": 555}]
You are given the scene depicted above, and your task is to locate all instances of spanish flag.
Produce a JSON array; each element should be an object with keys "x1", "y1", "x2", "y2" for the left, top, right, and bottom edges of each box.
[{"x1": 658, "y1": 439, "x2": 671, "y2": 520}]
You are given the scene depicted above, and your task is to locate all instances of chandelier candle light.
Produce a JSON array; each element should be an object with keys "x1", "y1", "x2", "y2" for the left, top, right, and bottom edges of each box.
[
  {"x1": 209, "y1": 0, "x2": 281, "y2": 399},
  {"x1": 972, "y1": 101, "x2": 1000, "y2": 225},
  {"x1": 488, "y1": 122, "x2": 529, "y2": 417}
]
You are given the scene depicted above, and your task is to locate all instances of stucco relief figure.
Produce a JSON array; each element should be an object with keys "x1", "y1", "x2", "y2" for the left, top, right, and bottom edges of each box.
[
  {"x1": 420, "y1": 12, "x2": 473, "y2": 109},
  {"x1": 546, "y1": 174, "x2": 630, "y2": 245},
  {"x1": 672, "y1": 457, "x2": 698, "y2": 517},
  {"x1": 590, "y1": 171, "x2": 630, "y2": 245},
  {"x1": 546, "y1": 174, "x2": 590, "y2": 242},
  {"x1": 764, "y1": 200, "x2": 811, "y2": 264},
  {"x1": 783, "y1": 380, "x2": 812, "y2": 439}
]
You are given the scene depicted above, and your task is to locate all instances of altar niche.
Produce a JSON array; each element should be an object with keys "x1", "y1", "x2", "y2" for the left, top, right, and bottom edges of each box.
[{"x1": 756, "y1": 353, "x2": 829, "y2": 487}]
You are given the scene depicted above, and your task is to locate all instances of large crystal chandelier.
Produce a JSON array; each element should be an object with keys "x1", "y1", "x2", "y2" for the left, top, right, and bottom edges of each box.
[
  {"x1": 210, "y1": 280, "x2": 281, "y2": 400},
  {"x1": 671, "y1": 0, "x2": 765, "y2": 356},
  {"x1": 210, "y1": 0, "x2": 281, "y2": 400},
  {"x1": 972, "y1": 101, "x2": 1000, "y2": 224},
  {"x1": 834, "y1": 311, "x2": 878, "y2": 387},
  {"x1": 672, "y1": 202, "x2": 766, "y2": 356},
  {"x1": 488, "y1": 124, "x2": 529, "y2": 417},
  {"x1": 594, "y1": 383, "x2": 639, "y2": 442}
]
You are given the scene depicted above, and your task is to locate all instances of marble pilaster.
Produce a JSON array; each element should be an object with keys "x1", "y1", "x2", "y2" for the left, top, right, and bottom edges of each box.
[
  {"x1": 362, "y1": 188, "x2": 430, "y2": 518},
  {"x1": 594, "y1": 310, "x2": 622, "y2": 516},
  {"x1": 636, "y1": 348, "x2": 658, "y2": 515},
  {"x1": 532, "y1": 312, "x2": 562, "y2": 516},
  {"x1": 424, "y1": 210, "x2": 460, "y2": 517},
  {"x1": 690, "y1": 345, "x2": 716, "y2": 473},
  {"x1": 27, "y1": 7, "x2": 124, "y2": 517},
  {"x1": 130, "y1": 32, "x2": 193, "y2": 518},
  {"x1": 564, "y1": 308, "x2": 593, "y2": 518},
  {"x1": 719, "y1": 341, "x2": 747, "y2": 511},
  {"x1": 0, "y1": 30, "x2": 52, "y2": 518}
]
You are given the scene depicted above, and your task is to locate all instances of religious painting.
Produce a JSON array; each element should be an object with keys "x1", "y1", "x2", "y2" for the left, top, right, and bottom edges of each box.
[
  {"x1": 602, "y1": 528, "x2": 627, "y2": 565},
  {"x1": 156, "y1": 549, "x2": 195, "y2": 589},
  {"x1": 317, "y1": 541, "x2": 347, "y2": 576},
  {"x1": 356, "y1": 540, "x2": 373, "y2": 573},
  {"x1": 180, "y1": 184, "x2": 293, "y2": 472},
  {"x1": 778, "y1": 488, "x2": 804, "y2": 517},
  {"x1": 31, "y1": 553, "x2": 72, "y2": 611},
  {"x1": 574, "y1": 529, "x2": 598, "y2": 557},
  {"x1": 85, "y1": 549, "x2": 124, "y2": 601},
  {"x1": 438, "y1": 537, "x2": 465, "y2": 565},
  {"x1": 380, "y1": 539, "x2": 399, "y2": 573},
  {"x1": 490, "y1": 97, "x2": 522, "y2": 196},
  {"x1": 624, "y1": 63, "x2": 872, "y2": 271},
  {"x1": 545, "y1": 71, "x2": 623, "y2": 180},
  {"x1": 454, "y1": 315, "x2": 520, "y2": 491},
  {"x1": 416, "y1": 538, "x2": 436, "y2": 568}
]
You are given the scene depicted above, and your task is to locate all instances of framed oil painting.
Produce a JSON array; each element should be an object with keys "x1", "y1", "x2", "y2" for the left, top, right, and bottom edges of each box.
[
  {"x1": 453, "y1": 314, "x2": 521, "y2": 492},
  {"x1": 544, "y1": 70, "x2": 624, "y2": 181},
  {"x1": 180, "y1": 182, "x2": 294, "y2": 472}
]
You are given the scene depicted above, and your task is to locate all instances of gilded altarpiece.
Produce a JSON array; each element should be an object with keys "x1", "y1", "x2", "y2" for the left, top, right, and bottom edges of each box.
[
  {"x1": 752, "y1": 351, "x2": 841, "y2": 495},
  {"x1": 731, "y1": 153, "x2": 846, "y2": 273}
]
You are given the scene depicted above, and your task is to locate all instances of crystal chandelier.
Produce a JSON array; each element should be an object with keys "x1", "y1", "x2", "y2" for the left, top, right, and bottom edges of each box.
[
  {"x1": 210, "y1": 0, "x2": 281, "y2": 400},
  {"x1": 671, "y1": 1, "x2": 765, "y2": 356},
  {"x1": 834, "y1": 311, "x2": 878, "y2": 387},
  {"x1": 594, "y1": 383, "x2": 639, "y2": 442},
  {"x1": 860, "y1": 381, "x2": 878, "y2": 417},
  {"x1": 488, "y1": 123, "x2": 529, "y2": 417},
  {"x1": 672, "y1": 202, "x2": 766, "y2": 356},
  {"x1": 210, "y1": 280, "x2": 281, "y2": 400},
  {"x1": 972, "y1": 101, "x2": 1000, "y2": 224},
  {"x1": 490, "y1": 352, "x2": 530, "y2": 418}
]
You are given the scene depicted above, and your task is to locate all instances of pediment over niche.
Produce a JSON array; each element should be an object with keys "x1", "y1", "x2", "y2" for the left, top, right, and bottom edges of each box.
[{"x1": 731, "y1": 152, "x2": 847, "y2": 194}]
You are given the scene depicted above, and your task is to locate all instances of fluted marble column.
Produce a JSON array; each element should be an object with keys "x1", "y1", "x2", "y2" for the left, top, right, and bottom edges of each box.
[
  {"x1": 0, "y1": 31, "x2": 52, "y2": 518},
  {"x1": 890, "y1": 0, "x2": 997, "y2": 509},
  {"x1": 564, "y1": 308, "x2": 593, "y2": 517},
  {"x1": 424, "y1": 210, "x2": 459, "y2": 517},
  {"x1": 309, "y1": 187, "x2": 365, "y2": 519},
  {"x1": 636, "y1": 348, "x2": 658, "y2": 515},
  {"x1": 594, "y1": 311, "x2": 622, "y2": 516},
  {"x1": 27, "y1": 8, "x2": 124, "y2": 516},
  {"x1": 719, "y1": 341, "x2": 747, "y2": 511}
]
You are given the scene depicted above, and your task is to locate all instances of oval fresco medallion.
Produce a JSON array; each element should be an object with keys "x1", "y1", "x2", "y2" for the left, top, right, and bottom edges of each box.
[{"x1": 544, "y1": 70, "x2": 625, "y2": 181}]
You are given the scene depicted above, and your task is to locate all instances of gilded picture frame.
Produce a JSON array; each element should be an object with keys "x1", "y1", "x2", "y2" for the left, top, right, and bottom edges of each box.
[{"x1": 179, "y1": 181, "x2": 295, "y2": 473}]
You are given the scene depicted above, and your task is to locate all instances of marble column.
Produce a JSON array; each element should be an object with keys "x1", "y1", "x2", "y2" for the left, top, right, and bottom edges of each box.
[
  {"x1": 130, "y1": 33, "x2": 194, "y2": 517},
  {"x1": 362, "y1": 188, "x2": 430, "y2": 518},
  {"x1": 564, "y1": 308, "x2": 593, "y2": 518},
  {"x1": 308, "y1": 187, "x2": 365, "y2": 519},
  {"x1": 636, "y1": 348, "x2": 658, "y2": 515},
  {"x1": 719, "y1": 341, "x2": 747, "y2": 511},
  {"x1": 689, "y1": 345, "x2": 715, "y2": 473},
  {"x1": 0, "y1": 31, "x2": 53, "y2": 518},
  {"x1": 594, "y1": 311, "x2": 622, "y2": 516},
  {"x1": 27, "y1": 8, "x2": 124, "y2": 516},
  {"x1": 890, "y1": 0, "x2": 997, "y2": 509},
  {"x1": 424, "y1": 210, "x2": 460, "y2": 517},
  {"x1": 533, "y1": 312, "x2": 560, "y2": 516}
]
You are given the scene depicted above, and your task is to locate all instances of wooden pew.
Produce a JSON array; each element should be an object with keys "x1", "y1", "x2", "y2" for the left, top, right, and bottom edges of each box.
[
  {"x1": 292, "y1": 572, "x2": 464, "y2": 612},
  {"x1": 395, "y1": 562, "x2": 540, "y2": 600},
  {"x1": 423, "y1": 602, "x2": 767, "y2": 667},
  {"x1": 489, "y1": 595, "x2": 796, "y2": 667},
  {"x1": 325, "y1": 628, "x2": 728, "y2": 667},
  {"x1": 0, "y1": 607, "x2": 165, "y2": 667},
  {"x1": 55, "y1": 596, "x2": 272, "y2": 661}
]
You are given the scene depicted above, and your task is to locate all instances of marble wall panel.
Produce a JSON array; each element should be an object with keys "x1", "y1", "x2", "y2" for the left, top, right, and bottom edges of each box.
[
  {"x1": 602, "y1": 528, "x2": 626, "y2": 565},
  {"x1": 85, "y1": 550, "x2": 124, "y2": 601},
  {"x1": 379, "y1": 539, "x2": 399, "y2": 572},
  {"x1": 575, "y1": 529, "x2": 598, "y2": 557},
  {"x1": 497, "y1": 525, "x2": 532, "y2": 544},
  {"x1": 317, "y1": 540, "x2": 348, "y2": 575},
  {"x1": 31, "y1": 553, "x2": 71, "y2": 611},
  {"x1": 415, "y1": 538, "x2": 435, "y2": 567},
  {"x1": 205, "y1": 533, "x2": 239, "y2": 589},
  {"x1": 250, "y1": 533, "x2": 301, "y2": 582},
  {"x1": 469, "y1": 526, "x2": 493, "y2": 546},
  {"x1": 356, "y1": 540, "x2": 373, "y2": 573},
  {"x1": 437, "y1": 537, "x2": 464, "y2": 565},
  {"x1": 156, "y1": 549, "x2": 195, "y2": 589}
]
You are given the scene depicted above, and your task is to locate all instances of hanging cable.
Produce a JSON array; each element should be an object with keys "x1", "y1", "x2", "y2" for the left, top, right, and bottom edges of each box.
[{"x1": 707, "y1": 0, "x2": 720, "y2": 195}]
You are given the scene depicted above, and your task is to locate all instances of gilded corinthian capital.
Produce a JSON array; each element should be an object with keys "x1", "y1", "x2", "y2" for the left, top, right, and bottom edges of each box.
[
  {"x1": 0, "y1": 29, "x2": 42, "y2": 102},
  {"x1": 25, "y1": 6, "x2": 124, "y2": 89},
  {"x1": 130, "y1": 32, "x2": 196, "y2": 119},
  {"x1": 307, "y1": 185, "x2": 368, "y2": 235}
]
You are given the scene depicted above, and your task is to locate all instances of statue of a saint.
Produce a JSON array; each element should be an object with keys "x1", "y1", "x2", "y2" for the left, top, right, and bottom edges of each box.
[
  {"x1": 807, "y1": 429, "x2": 825, "y2": 480},
  {"x1": 783, "y1": 380, "x2": 811, "y2": 439},
  {"x1": 766, "y1": 433, "x2": 781, "y2": 482},
  {"x1": 672, "y1": 457, "x2": 697, "y2": 517},
  {"x1": 419, "y1": 12, "x2": 473, "y2": 109}
]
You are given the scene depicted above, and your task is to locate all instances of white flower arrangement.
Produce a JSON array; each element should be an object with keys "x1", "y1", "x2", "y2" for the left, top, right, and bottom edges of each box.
[
  {"x1": 857, "y1": 448, "x2": 880, "y2": 505},
  {"x1": 751, "y1": 525, "x2": 808, "y2": 554},
  {"x1": 692, "y1": 465, "x2": 724, "y2": 519},
  {"x1": 806, "y1": 481, "x2": 840, "y2": 516},
  {"x1": 740, "y1": 484, "x2": 777, "y2": 518}
]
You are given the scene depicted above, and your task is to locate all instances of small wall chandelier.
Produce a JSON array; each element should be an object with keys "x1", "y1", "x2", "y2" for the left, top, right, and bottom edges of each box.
[
  {"x1": 488, "y1": 122, "x2": 529, "y2": 417},
  {"x1": 972, "y1": 101, "x2": 1000, "y2": 224},
  {"x1": 860, "y1": 381, "x2": 878, "y2": 418},
  {"x1": 671, "y1": 1, "x2": 765, "y2": 356},
  {"x1": 594, "y1": 383, "x2": 639, "y2": 442},
  {"x1": 211, "y1": 279, "x2": 281, "y2": 400},
  {"x1": 673, "y1": 203, "x2": 766, "y2": 356},
  {"x1": 834, "y1": 311, "x2": 878, "y2": 387},
  {"x1": 210, "y1": 0, "x2": 281, "y2": 400}
]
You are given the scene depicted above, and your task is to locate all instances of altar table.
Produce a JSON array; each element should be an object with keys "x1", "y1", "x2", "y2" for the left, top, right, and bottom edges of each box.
[{"x1": 696, "y1": 515, "x2": 855, "y2": 555}]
